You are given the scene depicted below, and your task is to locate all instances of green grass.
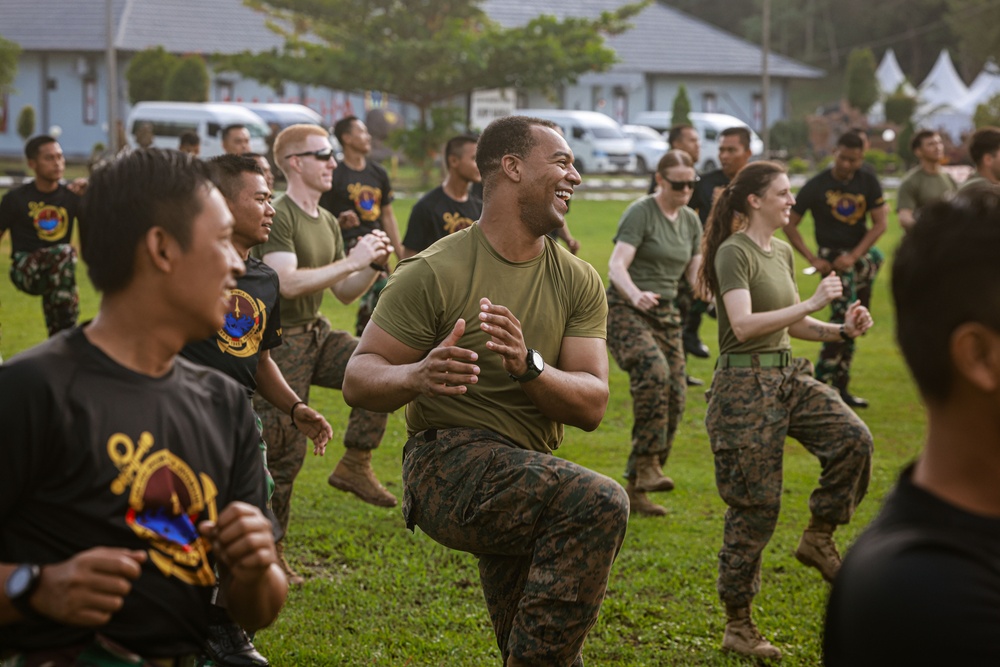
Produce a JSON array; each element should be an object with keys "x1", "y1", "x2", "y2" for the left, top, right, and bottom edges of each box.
[{"x1": 0, "y1": 194, "x2": 922, "y2": 665}]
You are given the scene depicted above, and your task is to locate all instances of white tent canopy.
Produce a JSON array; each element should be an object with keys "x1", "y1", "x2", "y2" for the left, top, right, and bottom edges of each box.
[
  {"x1": 917, "y1": 50, "x2": 972, "y2": 141},
  {"x1": 876, "y1": 48, "x2": 915, "y2": 96},
  {"x1": 957, "y1": 59, "x2": 1000, "y2": 115}
]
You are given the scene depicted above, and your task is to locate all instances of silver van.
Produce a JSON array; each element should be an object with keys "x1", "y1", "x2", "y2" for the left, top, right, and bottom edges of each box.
[
  {"x1": 514, "y1": 109, "x2": 636, "y2": 174},
  {"x1": 125, "y1": 102, "x2": 270, "y2": 158}
]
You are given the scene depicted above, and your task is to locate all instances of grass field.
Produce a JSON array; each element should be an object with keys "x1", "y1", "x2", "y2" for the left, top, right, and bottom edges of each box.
[{"x1": 0, "y1": 191, "x2": 922, "y2": 666}]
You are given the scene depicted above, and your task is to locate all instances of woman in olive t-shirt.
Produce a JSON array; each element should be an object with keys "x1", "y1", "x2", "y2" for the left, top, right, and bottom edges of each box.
[
  {"x1": 697, "y1": 161, "x2": 875, "y2": 660},
  {"x1": 606, "y1": 150, "x2": 703, "y2": 517}
]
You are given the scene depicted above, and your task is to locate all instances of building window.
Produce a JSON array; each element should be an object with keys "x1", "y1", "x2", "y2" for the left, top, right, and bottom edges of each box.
[
  {"x1": 215, "y1": 80, "x2": 235, "y2": 102},
  {"x1": 753, "y1": 94, "x2": 763, "y2": 131},
  {"x1": 83, "y1": 78, "x2": 98, "y2": 125},
  {"x1": 702, "y1": 92, "x2": 717, "y2": 113}
]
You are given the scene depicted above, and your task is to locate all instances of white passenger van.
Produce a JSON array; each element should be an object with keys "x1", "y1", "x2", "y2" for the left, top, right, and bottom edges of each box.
[
  {"x1": 630, "y1": 111, "x2": 764, "y2": 172},
  {"x1": 125, "y1": 102, "x2": 270, "y2": 158},
  {"x1": 513, "y1": 109, "x2": 636, "y2": 174}
]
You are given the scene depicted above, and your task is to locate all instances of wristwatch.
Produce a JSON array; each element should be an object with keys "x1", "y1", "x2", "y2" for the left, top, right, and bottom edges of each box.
[
  {"x1": 838, "y1": 324, "x2": 852, "y2": 342},
  {"x1": 509, "y1": 349, "x2": 544, "y2": 382},
  {"x1": 4, "y1": 563, "x2": 41, "y2": 617}
]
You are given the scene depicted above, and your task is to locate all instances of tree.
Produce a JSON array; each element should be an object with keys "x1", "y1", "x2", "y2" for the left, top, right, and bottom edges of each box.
[
  {"x1": 844, "y1": 47, "x2": 879, "y2": 113},
  {"x1": 0, "y1": 35, "x2": 20, "y2": 93},
  {"x1": 671, "y1": 84, "x2": 692, "y2": 127},
  {"x1": 164, "y1": 55, "x2": 209, "y2": 103},
  {"x1": 16, "y1": 106, "x2": 35, "y2": 141},
  {"x1": 973, "y1": 93, "x2": 1000, "y2": 128},
  {"x1": 126, "y1": 46, "x2": 179, "y2": 104},
  {"x1": 884, "y1": 85, "x2": 917, "y2": 126},
  {"x1": 946, "y1": 0, "x2": 1000, "y2": 78},
  {"x1": 218, "y1": 0, "x2": 649, "y2": 182}
]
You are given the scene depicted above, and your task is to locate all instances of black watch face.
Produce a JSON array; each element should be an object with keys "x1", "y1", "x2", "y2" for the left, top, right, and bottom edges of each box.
[{"x1": 6, "y1": 565, "x2": 34, "y2": 597}]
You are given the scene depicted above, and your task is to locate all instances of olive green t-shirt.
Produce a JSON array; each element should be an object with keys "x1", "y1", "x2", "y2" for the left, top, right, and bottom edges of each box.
[
  {"x1": 612, "y1": 196, "x2": 701, "y2": 299},
  {"x1": 715, "y1": 233, "x2": 796, "y2": 355},
  {"x1": 252, "y1": 194, "x2": 345, "y2": 328},
  {"x1": 372, "y1": 223, "x2": 608, "y2": 453},
  {"x1": 958, "y1": 174, "x2": 995, "y2": 192},
  {"x1": 896, "y1": 167, "x2": 957, "y2": 212}
]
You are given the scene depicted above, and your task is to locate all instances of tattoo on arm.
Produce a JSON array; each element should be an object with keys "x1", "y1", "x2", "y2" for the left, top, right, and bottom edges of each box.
[{"x1": 809, "y1": 323, "x2": 831, "y2": 340}]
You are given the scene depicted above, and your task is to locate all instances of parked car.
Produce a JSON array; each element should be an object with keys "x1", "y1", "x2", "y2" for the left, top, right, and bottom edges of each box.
[
  {"x1": 233, "y1": 102, "x2": 342, "y2": 157},
  {"x1": 629, "y1": 111, "x2": 764, "y2": 172},
  {"x1": 622, "y1": 124, "x2": 669, "y2": 174},
  {"x1": 513, "y1": 109, "x2": 636, "y2": 174},
  {"x1": 125, "y1": 102, "x2": 270, "y2": 158}
]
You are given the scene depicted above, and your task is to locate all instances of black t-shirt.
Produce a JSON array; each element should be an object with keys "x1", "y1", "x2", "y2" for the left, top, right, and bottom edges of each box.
[
  {"x1": 180, "y1": 257, "x2": 282, "y2": 400},
  {"x1": 319, "y1": 159, "x2": 394, "y2": 245},
  {"x1": 401, "y1": 185, "x2": 482, "y2": 254},
  {"x1": 0, "y1": 181, "x2": 80, "y2": 255},
  {"x1": 0, "y1": 328, "x2": 267, "y2": 655},
  {"x1": 791, "y1": 167, "x2": 885, "y2": 251},
  {"x1": 689, "y1": 169, "x2": 730, "y2": 226},
  {"x1": 824, "y1": 465, "x2": 1000, "y2": 666}
]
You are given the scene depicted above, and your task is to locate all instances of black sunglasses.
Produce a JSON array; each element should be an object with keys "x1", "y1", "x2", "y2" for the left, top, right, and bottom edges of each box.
[
  {"x1": 664, "y1": 177, "x2": 699, "y2": 191},
  {"x1": 284, "y1": 149, "x2": 336, "y2": 161}
]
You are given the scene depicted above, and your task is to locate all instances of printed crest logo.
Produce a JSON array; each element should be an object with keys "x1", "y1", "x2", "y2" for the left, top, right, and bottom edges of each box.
[
  {"x1": 217, "y1": 289, "x2": 266, "y2": 358},
  {"x1": 824, "y1": 190, "x2": 867, "y2": 226},
  {"x1": 347, "y1": 182, "x2": 382, "y2": 223},
  {"x1": 108, "y1": 431, "x2": 218, "y2": 586},
  {"x1": 28, "y1": 201, "x2": 70, "y2": 242},
  {"x1": 443, "y1": 212, "x2": 474, "y2": 235}
]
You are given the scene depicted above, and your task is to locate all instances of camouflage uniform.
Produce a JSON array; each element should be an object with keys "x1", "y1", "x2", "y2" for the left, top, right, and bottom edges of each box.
[
  {"x1": 814, "y1": 247, "x2": 884, "y2": 390},
  {"x1": 606, "y1": 288, "x2": 686, "y2": 480},
  {"x1": 253, "y1": 316, "x2": 387, "y2": 537},
  {"x1": 401, "y1": 427, "x2": 629, "y2": 666},
  {"x1": 705, "y1": 356, "x2": 873, "y2": 608},
  {"x1": 10, "y1": 245, "x2": 79, "y2": 337}
]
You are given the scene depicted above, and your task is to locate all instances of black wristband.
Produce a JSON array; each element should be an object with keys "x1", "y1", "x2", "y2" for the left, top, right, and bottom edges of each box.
[
  {"x1": 289, "y1": 401, "x2": 306, "y2": 430},
  {"x1": 838, "y1": 324, "x2": 852, "y2": 342},
  {"x1": 370, "y1": 262, "x2": 387, "y2": 273}
]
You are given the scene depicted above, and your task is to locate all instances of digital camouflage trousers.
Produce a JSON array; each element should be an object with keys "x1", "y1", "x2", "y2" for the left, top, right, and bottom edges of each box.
[
  {"x1": 401, "y1": 427, "x2": 629, "y2": 666},
  {"x1": 815, "y1": 246, "x2": 883, "y2": 391},
  {"x1": 253, "y1": 316, "x2": 387, "y2": 539},
  {"x1": 10, "y1": 245, "x2": 79, "y2": 337},
  {"x1": 705, "y1": 357, "x2": 873, "y2": 608},
  {"x1": 606, "y1": 289, "x2": 686, "y2": 480}
]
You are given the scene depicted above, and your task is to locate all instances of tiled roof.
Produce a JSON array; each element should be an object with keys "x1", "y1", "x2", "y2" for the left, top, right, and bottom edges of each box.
[{"x1": 482, "y1": 0, "x2": 823, "y2": 79}]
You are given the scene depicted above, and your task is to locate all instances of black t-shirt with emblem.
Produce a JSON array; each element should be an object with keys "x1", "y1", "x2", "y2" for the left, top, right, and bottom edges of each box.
[
  {"x1": 319, "y1": 159, "x2": 394, "y2": 245},
  {"x1": 0, "y1": 328, "x2": 267, "y2": 655},
  {"x1": 180, "y1": 257, "x2": 282, "y2": 400},
  {"x1": 0, "y1": 182, "x2": 80, "y2": 255},
  {"x1": 792, "y1": 167, "x2": 885, "y2": 251},
  {"x1": 402, "y1": 185, "x2": 482, "y2": 254},
  {"x1": 689, "y1": 169, "x2": 731, "y2": 226}
]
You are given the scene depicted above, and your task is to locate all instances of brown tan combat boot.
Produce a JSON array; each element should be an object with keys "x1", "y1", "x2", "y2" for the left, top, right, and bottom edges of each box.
[
  {"x1": 275, "y1": 541, "x2": 304, "y2": 586},
  {"x1": 722, "y1": 605, "x2": 782, "y2": 660},
  {"x1": 795, "y1": 517, "x2": 842, "y2": 583},
  {"x1": 634, "y1": 454, "x2": 675, "y2": 493},
  {"x1": 626, "y1": 479, "x2": 667, "y2": 517},
  {"x1": 328, "y1": 449, "x2": 398, "y2": 508}
]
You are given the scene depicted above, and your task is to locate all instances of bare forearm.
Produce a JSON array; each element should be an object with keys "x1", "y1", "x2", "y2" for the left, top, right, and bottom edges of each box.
[
  {"x1": 788, "y1": 316, "x2": 842, "y2": 342},
  {"x1": 255, "y1": 356, "x2": 299, "y2": 416},
  {"x1": 608, "y1": 262, "x2": 641, "y2": 303},
  {"x1": 278, "y1": 258, "x2": 362, "y2": 299},
  {"x1": 731, "y1": 300, "x2": 816, "y2": 342},
  {"x1": 521, "y1": 367, "x2": 609, "y2": 431},
  {"x1": 222, "y1": 564, "x2": 287, "y2": 632},
  {"x1": 382, "y1": 210, "x2": 403, "y2": 258},
  {"x1": 331, "y1": 267, "x2": 381, "y2": 304},
  {"x1": 343, "y1": 352, "x2": 420, "y2": 412}
]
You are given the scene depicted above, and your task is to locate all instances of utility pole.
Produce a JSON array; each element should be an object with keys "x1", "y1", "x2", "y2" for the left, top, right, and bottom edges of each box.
[
  {"x1": 106, "y1": 0, "x2": 119, "y2": 152},
  {"x1": 762, "y1": 0, "x2": 771, "y2": 156}
]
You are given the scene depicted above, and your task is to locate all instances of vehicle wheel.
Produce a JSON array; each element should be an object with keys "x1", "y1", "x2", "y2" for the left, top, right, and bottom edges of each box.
[
  {"x1": 636, "y1": 156, "x2": 648, "y2": 174},
  {"x1": 702, "y1": 159, "x2": 717, "y2": 172}
]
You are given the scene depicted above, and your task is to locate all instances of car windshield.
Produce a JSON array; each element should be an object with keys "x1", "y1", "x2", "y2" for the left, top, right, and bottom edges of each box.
[{"x1": 590, "y1": 125, "x2": 626, "y2": 139}]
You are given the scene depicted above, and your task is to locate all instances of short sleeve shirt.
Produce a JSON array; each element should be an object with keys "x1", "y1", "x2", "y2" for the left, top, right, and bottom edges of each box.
[
  {"x1": 0, "y1": 328, "x2": 267, "y2": 653},
  {"x1": 320, "y1": 159, "x2": 394, "y2": 245},
  {"x1": 689, "y1": 169, "x2": 730, "y2": 225},
  {"x1": 0, "y1": 182, "x2": 80, "y2": 255},
  {"x1": 402, "y1": 185, "x2": 482, "y2": 254},
  {"x1": 612, "y1": 195, "x2": 701, "y2": 299},
  {"x1": 253, "y1": 195, "x2": 344, "y2": 328},
  {"x1": 896, "y1": 167, "x2": 957, "y2": 212},
  {"x1": 180, "y1": 257, "x2": 283, "y2": 400},
  {"x1": 372, "y1": 223, "x2": 608, "y2": 453},
  {"x1": 792, "y1": 168, "x2": 885, "y2": 250},
  {"x1": 715, "y1": 233, "x2": 796, "y2": 355}
]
